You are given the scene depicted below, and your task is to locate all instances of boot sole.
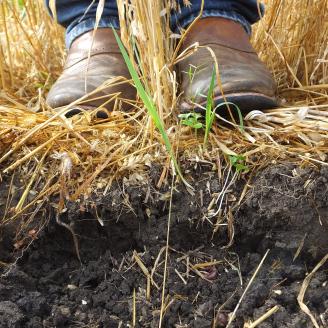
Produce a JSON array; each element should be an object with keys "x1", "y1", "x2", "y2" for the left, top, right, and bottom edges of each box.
[
  {"x1": 56, "y1": 106, "x2": 109, "y2": 119},
  {"x1": 182, "y1": 92, "x2": 278, "y2": 118},
  {"x1": 211, "y1": 92, "x2": 278, "y2": 115}
]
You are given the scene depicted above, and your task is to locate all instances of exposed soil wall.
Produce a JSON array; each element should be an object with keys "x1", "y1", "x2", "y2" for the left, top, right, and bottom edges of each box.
[{"x1": 0, "y1": 164, "x2": 327, "y2": 327}]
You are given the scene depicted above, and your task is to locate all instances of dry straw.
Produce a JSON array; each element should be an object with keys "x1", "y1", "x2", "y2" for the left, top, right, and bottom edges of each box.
[{"x1": 0, "y1": 0, "x2": 327, "y2": 231}]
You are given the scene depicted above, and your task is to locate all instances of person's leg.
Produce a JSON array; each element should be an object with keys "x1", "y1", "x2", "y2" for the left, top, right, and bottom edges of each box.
[
  {"x1": 172, "y1": 0, "x2": 263, "y2": 34},
  {"x1": 44, "y1": 0, "x2": 120, "y2": 48},
  {"x1": 175, "y1": 1, "x2": 277, "y2": 115},
  {"x1": 45, "y1": 0, "x2": 135, "y2": 117}
]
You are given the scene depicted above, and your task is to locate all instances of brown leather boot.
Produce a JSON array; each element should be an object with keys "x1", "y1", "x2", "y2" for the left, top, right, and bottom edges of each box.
[
  {"x1": 46, "y1": 29, "x2": 136, "y2": 117},
  {"x1": 179, "y1": 18, "x2": 278, "y2": 116}
]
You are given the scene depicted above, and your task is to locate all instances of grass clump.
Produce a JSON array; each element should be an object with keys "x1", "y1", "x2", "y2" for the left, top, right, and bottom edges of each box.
[{"x1": 112, "y1": 28, "x2": 191, "y2": 188}]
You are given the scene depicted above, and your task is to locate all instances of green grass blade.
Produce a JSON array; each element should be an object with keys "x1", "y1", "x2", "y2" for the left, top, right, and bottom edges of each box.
[
  {"x1": 130, "y1": 36, "x2": 152, "y2": 96},
  {"x1": 203, "y1": 66, "x2": 216, "y2": 146}
]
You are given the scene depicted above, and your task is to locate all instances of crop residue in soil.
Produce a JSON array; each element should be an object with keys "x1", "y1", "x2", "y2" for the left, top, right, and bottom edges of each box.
[{"x1": 0, "y1": 164, "x2": 327, "y2": 327}]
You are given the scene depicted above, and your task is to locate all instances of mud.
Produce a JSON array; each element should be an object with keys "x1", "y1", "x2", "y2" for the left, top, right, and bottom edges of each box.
[{"x1": 0, "y1": 164, "x2": 327, "y2": 327}]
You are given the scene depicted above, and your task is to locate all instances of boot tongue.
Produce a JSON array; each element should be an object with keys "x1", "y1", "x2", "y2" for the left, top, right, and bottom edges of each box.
[
  {"x1": 182, "y1": 17, "x2": 256, "y2": 53},
  {"x1": 65, "y1": 29, "x2": 121, "y2": 69}
]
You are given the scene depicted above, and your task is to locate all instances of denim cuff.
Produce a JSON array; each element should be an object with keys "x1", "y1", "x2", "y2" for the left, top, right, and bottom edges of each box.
[
  {"x1": 177, "y1": 10, "x2": 252, "y2": 35},
  {"x1": 65, "y1": 17, "x2": 120, "y2": 48},
  {"x1": 65, "y1": 9, "x2": 255, "y2": 48}
]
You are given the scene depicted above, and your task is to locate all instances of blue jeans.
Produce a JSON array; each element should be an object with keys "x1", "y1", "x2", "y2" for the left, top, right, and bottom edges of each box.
[{"x1": 45, "y1": 1, "x2": 264, "y2": 48}]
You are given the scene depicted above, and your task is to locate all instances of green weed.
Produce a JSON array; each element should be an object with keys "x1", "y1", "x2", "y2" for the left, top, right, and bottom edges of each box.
[
  {"x1": 229, "y1": 154, "x2": 249, "y2": 173},
  {"x1": 178, "y1": 112, "x2": 203, "y2": 130}
]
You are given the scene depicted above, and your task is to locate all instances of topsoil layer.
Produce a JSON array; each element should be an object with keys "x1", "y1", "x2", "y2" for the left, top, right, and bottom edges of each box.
[{"x1": 0, "y1": 164, "x2": 327, "y2": 327}]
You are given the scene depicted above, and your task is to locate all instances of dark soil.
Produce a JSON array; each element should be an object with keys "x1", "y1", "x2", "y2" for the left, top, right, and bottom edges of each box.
[{"x1": 0, "y1": 164, "x2": 327, "y2": 327}]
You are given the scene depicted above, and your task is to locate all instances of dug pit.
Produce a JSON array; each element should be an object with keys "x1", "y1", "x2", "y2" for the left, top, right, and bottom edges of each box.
[{"x1": 0, "y1": 164, "x2": 327, "y2": 327}]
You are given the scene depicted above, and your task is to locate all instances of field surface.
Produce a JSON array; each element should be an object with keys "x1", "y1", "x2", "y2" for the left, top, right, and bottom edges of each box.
[{"x1": 0, "y1": 1, "x2": 328, "y2": 327}]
